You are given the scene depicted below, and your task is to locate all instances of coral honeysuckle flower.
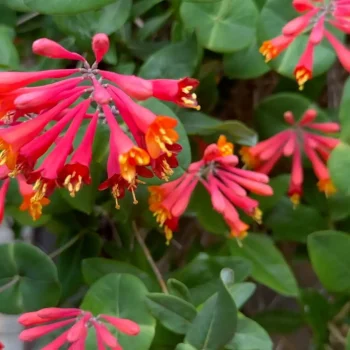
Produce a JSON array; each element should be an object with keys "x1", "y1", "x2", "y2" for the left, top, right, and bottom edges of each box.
[
  {"x1": 0, "y1": 33, "x2": 199, "y2": 217},
  {"x1": 58, "y1": 112, "x2": 98, "y2": 197},
  {"x1": 240, "y1": 109, "x2": 340, "y2": 206},
  {"x1": 17, "y1": 174, "x2": 50, "y2": 221},
  {"x1": 260, "y1": 0, "x2": 350, "y2": 89},
  {"x1": 149, "y1": 135, "x2": 273, "y2": 242},
  {"x1": 99, "y1": 71, "x2": 200, "y2": 110},
  {"x1": 18, "y1": 307, "x2": 140, "y2": 350},
  {"x1": 107, "y1": 85, "x2": 179, "y2": 160}
]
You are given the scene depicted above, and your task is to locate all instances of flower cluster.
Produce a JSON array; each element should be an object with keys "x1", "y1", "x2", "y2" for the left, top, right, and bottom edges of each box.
[
  {"x1": 240, "y1": 108, "x2": 340, "y2": 206},
  {"x1": 260, "y1": 0, "x2": 350, "y2": 89},
  {"x1": 149, "y1": 136, "x2": 273, "y2": 243},
  {"x1": 0, "y1": 33, "x2": 199, "y2": 221},
  {"x1": 19, "y1": 307, "x2": 140, "y2": 349}
]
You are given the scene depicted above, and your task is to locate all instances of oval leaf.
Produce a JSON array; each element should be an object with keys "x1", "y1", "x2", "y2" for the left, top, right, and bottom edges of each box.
[
  {"x1": 229, "y1": 233, "x2": 298, "y2": 296},
  {"x1": 180, "y1": 0, "x2": 258, "y2": 53},
  {"x1": 226, "y1": 314, "x2": 273, "y2": 350},
  {"x1": 308, "y1": 230, "x2": 350, "y2": 293},
  {"x1": 23, "y1": 0, "x2": 116, "y2": 14},
  {"x1": 184, "y1": 269, "x2": 238, "y2": 349},
  {"x1": 146, "y1": 293, "x2": 197, "y2": 334},
  {"x1": 0, "y1": 242, "x2": 60, "y2": 314}
]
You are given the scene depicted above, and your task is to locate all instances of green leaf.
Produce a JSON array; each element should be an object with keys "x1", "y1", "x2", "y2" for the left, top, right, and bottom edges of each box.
[
  {"x1": 265, "y1": 197, "x2": 327, "y2": 243},
  {"x1": 229, "y1": 233, "x2": 298, "y2": 296},
  {"x1": 137, "y1": 11, "x2": 173, "y2": 41},
  {"x1": 329, "y1": 142, "x2": 350, "y2": 195},
  {"x1": 0, "y1": 26, "x2": 19, "y2": 70},
  {"x1": 171, "y1": 253, "x2": 252, "y2": 305},
  {"x1": 3, "y1": 0, "x2": 30, "y2": 11},
  {"x1": 223, "y1": 39, "x2": 270, "y2": 79},
  {"x1": 6, "y1": 206, "x2": 51, "y2": 227},
  {"x1": 0, "y1": 242, "x2": 60, "y2": 314},
  {"x1": 56, "y1": 232, "x2": 102, "y2": 301},
  {"x1": 308, "y1": 230, "x2": 350, "y2": 293},
  {"x1": 184, "y1": 269, "x2": 237, "y2": 349},
  {"x1": 81, "y1": 273, "x2": 156, "y2": 350},
  {"x1": 250, "y1": 174, "x2": 290, "y2": 212},
  {"x1": 255, "y1": 93, "x2": 329, "y2": 140},
  {"x1": 139, "y1": 36, "x2": 202, "y2": 79},
  {"x1": 54, "y1": 0, "x2": 132, "y2": 46},
  {"x1": 229, "y1": 282, "x2": 256, "y2": 309},
  {"x1": 140, "y1": 99, "x2": 191, "y2": 183},
  {"x1": 82, "y1": 257, "x2": 158, "y2": 292},
  {"x1": 146, "y1": 293, "x2": 197, "y2": 334},
  {"x1": 258, "y1": 0, "x2": 342, "y2": 78},
  {"x1": 347, "y1": 330, "x2": 350, "y2": 350},
  {"x1": 253, "y1": 310, "x2": 304, "y2": 334},
  {"x1": 339, "y1": 76, "x2": 350, "y2": 143},
  {"x1": 225, "y1": 314, "x2": 273, "y2": 350},
  {"x1": 300, "y1": 289, "x2": 330, "y2": 346},
  {"x1": 23, "y1": 0, "x2": 116, "y2": 15},
  {"x1": 0, "y1": 6, "x2": 17, "y2": 27},
  {"x1": 132, "y1": 0, "x2": 164, "y2": 17},
  {"x1": 167, "y1": 279, "x2": 192, "y2": 303},
  {"x1": 180, "y1": 0, "x2": 258, "y2": 53},
  {"x1": 179, "y1": 111, "x2": 257, "y2": 146}
]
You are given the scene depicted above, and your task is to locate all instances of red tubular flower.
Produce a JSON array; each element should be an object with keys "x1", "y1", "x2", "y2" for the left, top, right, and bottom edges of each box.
[
  {"x1": 294, "y1": 42, "x2": 314, "y2": 90},
  {"x1": 59, "y1": 112, "x2": 99, "y2": 197},
  {"x1": 102, "y1": 104, "x2": 150, "y2": 184},
  {"x1": 260, "y1": 1, "x2": 350, "y2": 87},
  {"x1": 99, "y1": 70, "x2": 200, "y2": 109},
  {"x1": 149, "y1": 172, "x2": 199, "y2": 243},
  {"x1": 0, "y1": 33, "x2": 199, "y2": 217},
  {"x1": 241, "y1": 108, "x2": 340, "y2": 204},
  {"x1": 293, "y1": 0, "x2": 315, "y2": 12},
  {"x1": 16, "y1": 101, "x2": 86, "y2": 175},
  {"x1": 0, "y1": 92, "x2": 83, "y2": 170},
  {"x1": 0, "y1": 69, "x2": 79, "y2": 94},
  {"x1": 19, "y1": 308, "x2": 140, "y2": 350},
  {"x1": 32, "y1": 38, "x2": 85, "y2": 61},
  {"x1": 108, "y1": 86, "x2": 179, "y2": 159},
  {"x1": 17, "y1": 175, "x2": 50, "y2": 221},
  {"x1": 27, "y1": 99, "x2": 91, "y2": 200},
  {"x1": 149, "y1": 135, "x2": 273, "y2": 241}
]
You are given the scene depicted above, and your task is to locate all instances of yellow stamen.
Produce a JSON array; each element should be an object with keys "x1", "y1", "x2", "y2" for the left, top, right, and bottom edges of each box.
[
  {"x1": 252, "y1": 207, "x2": 262, "y2": 224},
  {"x1": 317, "y1": 178, "x2": 337, "y2": 197},
  {"x1": 111, "y1": 184, "x2": 121, "y2": 209},
  {"x1": 161, "y1": 159, "x2": 173, "y2": 181},
  {"x1": 64, "y1": 172, "x2": 83, "y2": 197},
  {"x1": 295, "y1": 68, "x2": 311, "y2": 91},
  {"x1": 239, "y1": 146, "x2": 258, "y2": 168},
  {"x1": 217, "y1": 135, "x2": 234, "y2": 156},
  {"x1": 290, "y1": 193, "x2": 300, "y2": 208},
  {"x1": 119, "y1": 147, "x2": 150, "y2": 183}
]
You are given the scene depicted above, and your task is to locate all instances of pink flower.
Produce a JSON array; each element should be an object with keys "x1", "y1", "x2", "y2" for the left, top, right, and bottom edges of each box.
[
  {"x1": 260, "y1": 0, "x2": 350, "y2": 88},
  {"x1": 149, "y1": 135, "x2": 273, "y2": 241},
  {"x1": 18, "y1": 307, "x2": 140, "y2": 350},
  {"x1": 240, "y1": 108, "x2": 340, "y2": 205}
]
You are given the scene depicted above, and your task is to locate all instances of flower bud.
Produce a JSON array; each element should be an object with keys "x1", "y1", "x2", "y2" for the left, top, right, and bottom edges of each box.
[{"x1": 92, "y1": 33, "x2": 110, "y2": 63}]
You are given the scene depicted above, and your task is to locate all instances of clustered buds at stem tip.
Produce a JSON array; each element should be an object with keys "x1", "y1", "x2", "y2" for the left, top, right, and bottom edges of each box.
[
  {"x1": 149, "y1": 135, "x2": 274, "y2": 242},
  {"x1": 240, "y1": 109, "x2": 340, "y2": 207},
  {"x1": 260, "y1": 0, "x2": 350, "y2": 88},
  {"x1": 0, "y1": 33, "x2": 200, "y2": 224},
  {"x1": 18, "y1": 308, "x2": 140, "y2": 350}
]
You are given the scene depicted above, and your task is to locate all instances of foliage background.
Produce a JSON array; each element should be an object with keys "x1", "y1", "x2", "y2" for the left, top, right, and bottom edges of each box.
[{"x1": 1, "y1": 0, "x2": 350, "y2": 349}]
